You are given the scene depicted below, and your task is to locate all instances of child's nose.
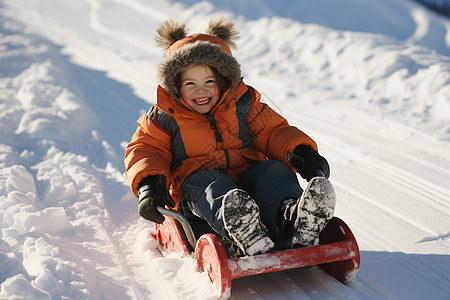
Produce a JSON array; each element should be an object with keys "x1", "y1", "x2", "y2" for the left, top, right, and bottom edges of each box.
[{"x1": 196, "y1": 86, "x2": 209, "y2": 92}]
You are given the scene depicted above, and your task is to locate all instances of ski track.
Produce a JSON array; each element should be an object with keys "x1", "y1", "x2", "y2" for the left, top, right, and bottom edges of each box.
[
  {"x1": 284, "y1": 103, "x2": 450, "y2": 298},
  {"x1": 288, "y1": 108, "x2": 450, "y2": 228},
  {"x1": 287, "y1": 108, "x2": 449, "y2": 218}
]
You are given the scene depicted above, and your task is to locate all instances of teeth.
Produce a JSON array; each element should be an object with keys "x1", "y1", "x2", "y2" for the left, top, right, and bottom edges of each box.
[{"x1": 194, "y1": 97, "x2": 210, "y2": 105}]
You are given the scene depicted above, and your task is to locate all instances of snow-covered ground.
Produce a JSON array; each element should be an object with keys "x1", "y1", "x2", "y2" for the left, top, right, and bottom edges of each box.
[{"x1": 1, "y1": 0, "x2": 449, "y2": 299}]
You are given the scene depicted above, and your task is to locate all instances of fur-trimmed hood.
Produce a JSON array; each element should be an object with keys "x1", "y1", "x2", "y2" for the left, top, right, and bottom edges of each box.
[{"x1": 156, "y1": 19, "x2": 241, "y2": 100}]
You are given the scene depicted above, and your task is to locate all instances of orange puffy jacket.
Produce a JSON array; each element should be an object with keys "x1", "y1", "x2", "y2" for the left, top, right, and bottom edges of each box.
[{"x1": 125, "y1": 80, "x2": 317, "y2": 207}]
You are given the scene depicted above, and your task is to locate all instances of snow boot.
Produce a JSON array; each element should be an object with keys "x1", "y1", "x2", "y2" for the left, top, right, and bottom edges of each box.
[
  {"x1": 281, "y1": 177, "x2": 336, "y2": 248},
  {"x1": 222, "y1": 189, "x2": 275, "y2": 256}
]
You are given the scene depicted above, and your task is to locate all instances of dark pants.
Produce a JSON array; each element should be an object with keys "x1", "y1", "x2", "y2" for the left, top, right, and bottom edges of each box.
[{"x1": 180, "y1": 160, "x2": 303, "y2": 244}]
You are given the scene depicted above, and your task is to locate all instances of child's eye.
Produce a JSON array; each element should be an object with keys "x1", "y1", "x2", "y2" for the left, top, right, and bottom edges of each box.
[
  {"x1": 184, "y1": 82, "x2": 195, "y2": 86},
  {"x1": 205, "y1": 80, "x2": 216, "y2": 88}
]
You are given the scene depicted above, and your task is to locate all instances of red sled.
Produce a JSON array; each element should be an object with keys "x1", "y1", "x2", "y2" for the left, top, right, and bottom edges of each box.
[{"x1": 152, "y1": 206, "x2": 360, "y2": 299}]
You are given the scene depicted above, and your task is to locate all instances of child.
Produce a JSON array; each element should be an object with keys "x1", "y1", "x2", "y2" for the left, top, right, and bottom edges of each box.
[{"x1": 125, "y1": 19, "x2": 335, "y2": 256}]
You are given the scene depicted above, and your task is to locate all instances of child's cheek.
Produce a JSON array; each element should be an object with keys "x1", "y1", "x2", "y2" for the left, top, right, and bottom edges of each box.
[{"x1": 180, "y1": 88, "x2": 191, "y2": 101}]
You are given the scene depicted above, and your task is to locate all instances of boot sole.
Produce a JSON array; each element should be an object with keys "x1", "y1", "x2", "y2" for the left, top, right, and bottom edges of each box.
[
  {"x1": 292, "y1": 177, "x2": 336, "y2": 247},
  {"x1": 222, "y1": 189, "x2": 274, "y2": 256}
]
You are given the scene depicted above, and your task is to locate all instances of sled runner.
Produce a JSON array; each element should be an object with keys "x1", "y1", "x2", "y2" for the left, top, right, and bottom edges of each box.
[{"x1": 152, "y1": 202, "x2": 360, "y2": 298}]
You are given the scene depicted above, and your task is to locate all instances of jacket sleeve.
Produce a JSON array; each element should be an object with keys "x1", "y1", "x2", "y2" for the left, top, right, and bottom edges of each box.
[
  {"x1": 124, "y1": 108, "x2": 173, "y2": 198},
  {"x1": 248, "y1": 89, "x2": 318, "y2": 166}
]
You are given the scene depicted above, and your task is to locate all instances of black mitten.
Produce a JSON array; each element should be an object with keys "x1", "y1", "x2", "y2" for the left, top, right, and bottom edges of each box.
[
  {"x1": 138, "y1": 175, "x2": 175, "y2": 223},
  {"x1": 290, "y1": 145, "x2": 330, "y2": 181}
]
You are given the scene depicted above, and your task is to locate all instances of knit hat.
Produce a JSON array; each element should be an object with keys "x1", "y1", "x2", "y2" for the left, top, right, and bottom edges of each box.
[{"x1": 156, "y1": 18, "x2": 241, "y2": 100}]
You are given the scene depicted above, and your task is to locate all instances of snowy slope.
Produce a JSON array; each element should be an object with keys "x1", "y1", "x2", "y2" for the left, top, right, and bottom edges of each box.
[{"x1": 0, "y1": 0, "x2": 449, "y2": 299}]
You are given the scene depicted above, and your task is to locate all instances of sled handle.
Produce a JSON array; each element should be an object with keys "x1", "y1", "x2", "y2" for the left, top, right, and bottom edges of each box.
[{"x1": 157, "y1": 206, "x2": 197, "y2": 249}]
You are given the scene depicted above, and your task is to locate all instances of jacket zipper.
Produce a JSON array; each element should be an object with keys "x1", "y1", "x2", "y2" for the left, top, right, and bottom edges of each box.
[
  {"x1": 206, "y1": 115, "x2": 232, "y2": 169},
  {"x1": 206, "y1": 115, "x2": 223, "y2": 143},
  {"x1": 175, "y1": 101, "x2": 223, "y2": 143},
  {"x1": 174, "y1": 100, "x2": 229, "y2": 168}
]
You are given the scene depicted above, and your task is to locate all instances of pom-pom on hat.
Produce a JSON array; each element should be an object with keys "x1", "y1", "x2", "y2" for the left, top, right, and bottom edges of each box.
[{"x1": 156, "y1": 18, "x2": 241, "y2": 100}]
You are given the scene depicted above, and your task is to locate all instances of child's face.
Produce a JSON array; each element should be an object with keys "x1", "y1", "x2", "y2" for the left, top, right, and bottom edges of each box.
[{"x1": 180, "y1": 64, "x2": 220, "y2": 114}]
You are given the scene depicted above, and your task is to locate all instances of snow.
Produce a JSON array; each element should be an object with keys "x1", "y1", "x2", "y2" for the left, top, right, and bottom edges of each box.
[{"x1": 0, "y1": 0, "x2": 449, "y2": 299}]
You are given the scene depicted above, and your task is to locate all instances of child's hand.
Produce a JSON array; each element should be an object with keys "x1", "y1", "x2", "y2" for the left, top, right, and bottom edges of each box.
[
  {"x1": 137, "y1": 175, "x2": 175, "y2": 223},
  {"x1": 290, "y1": 145, "x2": 330, "y2": 181}
]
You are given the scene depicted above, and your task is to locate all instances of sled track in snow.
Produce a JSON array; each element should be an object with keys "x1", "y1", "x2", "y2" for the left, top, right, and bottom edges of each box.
[
  {"x1": 294, "y1": 106, "x2": 450, "y2": 213},
  {"x1": 334, "y1": 181, "x2": 439, "y2": 237},
  {"x1": 98, "y1": 219, "x2": 150, "y2": 300},
  {"x1": 229, "y1": 265, "x2": 361, "y2": 299},
  {"x1": 294, "y1": 106, "x2": 450, "y2": 179},
  {"x1": 106, "y1": 221, "x2": 182, "y2": 300},
  {"x1": 284, "y1": 104, "x2": 450, "y2": 252}
]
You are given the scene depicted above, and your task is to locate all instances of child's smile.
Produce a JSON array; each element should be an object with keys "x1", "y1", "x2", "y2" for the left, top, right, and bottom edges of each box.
[
  {"x1": 193, "y1": 96, "x2": 212, "y2": 106},
  {"x1": 180, "y1": 64, "x2": 220, "y2": 114}
]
